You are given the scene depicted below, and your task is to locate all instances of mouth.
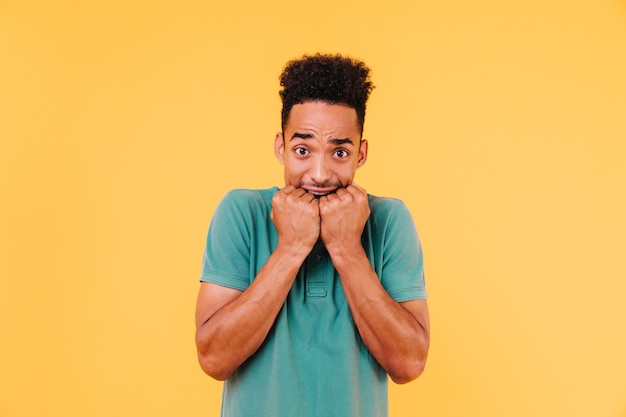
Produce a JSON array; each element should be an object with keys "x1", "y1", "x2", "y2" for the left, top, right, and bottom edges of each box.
[{"x1": 303, "y1": 187, "x2": 338, "y2": 198}]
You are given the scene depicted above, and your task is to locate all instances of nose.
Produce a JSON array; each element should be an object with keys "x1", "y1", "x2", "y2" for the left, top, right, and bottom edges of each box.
[{"x1": 310, "y1": 155, "x2": 331, "y2": 185}]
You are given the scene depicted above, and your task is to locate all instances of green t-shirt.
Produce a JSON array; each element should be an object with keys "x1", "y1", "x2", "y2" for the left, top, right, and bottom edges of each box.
[{"x1": 200, "y1": 187, "x2": 427, "y2": 417}]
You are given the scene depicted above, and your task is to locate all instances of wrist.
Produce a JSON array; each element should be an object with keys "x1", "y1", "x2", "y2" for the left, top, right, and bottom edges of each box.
[
  {"x1": 274, "y1": 240, "x2": 314, "y2": 262},
  {"x1": 325, "y1": 241, "x2": 366, "y2": 264}
]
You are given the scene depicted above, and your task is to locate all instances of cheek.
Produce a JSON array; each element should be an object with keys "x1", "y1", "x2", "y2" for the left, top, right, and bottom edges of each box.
[
  {"x1": 284, "y1": 159, "x2": 309, "y2": 178},
  {"x1": 335, "y1": 161, "x2": 358, "y2": 180}
]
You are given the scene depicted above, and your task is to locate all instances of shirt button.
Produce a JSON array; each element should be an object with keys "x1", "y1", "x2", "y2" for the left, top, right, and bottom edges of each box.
[{"x1": 314, "y1": 254, "x2": 322, "y2": 261}]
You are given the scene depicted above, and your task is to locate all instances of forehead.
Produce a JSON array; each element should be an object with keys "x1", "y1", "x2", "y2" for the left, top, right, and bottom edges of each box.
[{"x1": 285, "y1": 101, "x2": 360, "y2": 136}]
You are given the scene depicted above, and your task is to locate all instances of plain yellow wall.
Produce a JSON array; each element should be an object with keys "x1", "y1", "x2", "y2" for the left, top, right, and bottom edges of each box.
[{"x1": 1, "y1": 1, "x2": 625, "y2": 416}]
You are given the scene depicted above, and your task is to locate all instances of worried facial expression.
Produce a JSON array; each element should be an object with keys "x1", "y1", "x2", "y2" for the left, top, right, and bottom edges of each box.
[{"x1": 274, "y1": 101, "x2": 368, "y2": 197}]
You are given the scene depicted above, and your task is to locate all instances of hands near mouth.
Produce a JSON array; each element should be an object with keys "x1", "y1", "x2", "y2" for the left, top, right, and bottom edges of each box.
[{"x1": 271, "y1": 183, "x2": 370, "y2": 253}]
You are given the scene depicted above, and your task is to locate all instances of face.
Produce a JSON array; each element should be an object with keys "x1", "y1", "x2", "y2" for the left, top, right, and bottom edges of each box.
[{"x1": 274, "y1": 101, "x2": 368, "y2": 197}]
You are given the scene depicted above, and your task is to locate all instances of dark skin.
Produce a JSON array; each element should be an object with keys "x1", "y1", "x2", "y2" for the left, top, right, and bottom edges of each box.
[{"x1": 195, "y1": 101, "x2": 430, "y2": 383}]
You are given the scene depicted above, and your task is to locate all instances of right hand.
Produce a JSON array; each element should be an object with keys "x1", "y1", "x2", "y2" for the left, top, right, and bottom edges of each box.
[{"x1": 271, "y1": 186, "x2": 320, "y2": 252}]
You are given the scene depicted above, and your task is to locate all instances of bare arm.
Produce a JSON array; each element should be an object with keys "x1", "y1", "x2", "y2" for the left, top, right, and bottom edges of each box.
[
  {"x1": 319, "y1": 184, "x2": 430, "y2": 383},
  {"x1": 326, "y1": 248, "x2": 430, "y2": 383},
  {"x1": 194, "y1": 186, "x2": 319, "y2": 380},
  {"x1": 195, "y1": 245, "x2": 307, "y2": 380}
]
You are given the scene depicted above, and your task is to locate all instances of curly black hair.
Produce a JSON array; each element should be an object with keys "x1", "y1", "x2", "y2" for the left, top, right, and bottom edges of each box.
[{"x1": 279, "y1": 53, "x2": 374, "y2": 134}]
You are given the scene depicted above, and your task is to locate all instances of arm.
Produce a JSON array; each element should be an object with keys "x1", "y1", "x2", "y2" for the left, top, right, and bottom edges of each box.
[
  {"x1": 195, "y1": 245, "x2": 307, "y2": 380},
  {"x1": 324, "y1": 248, "x2": 430, "y2": 383},
  {"x1": 195, "y1": 186, "x2": 320, "y2": 380},
  {"x1": 319, "y1": 184, "x2": 430, "y2": 383}
]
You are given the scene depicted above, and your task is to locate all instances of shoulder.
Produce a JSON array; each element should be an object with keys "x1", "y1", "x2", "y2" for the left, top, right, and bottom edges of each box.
[
  {"x1": 219, "y1": 187, "x2": 279, "y2": 210},
  {"x1": 366, "y1": 193, "x2": 418, "y2": 235},
  {"x1": 367, "y1": 193, "x2": 410, "y2": 218},
  {"x1": 211, "y1": 187, "x2": 279, "y2": 227}
]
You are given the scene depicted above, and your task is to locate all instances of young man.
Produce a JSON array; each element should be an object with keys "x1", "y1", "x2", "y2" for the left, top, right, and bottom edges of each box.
[{"x1": 195, "y1": 54, "x2": 430, "y2": 417}]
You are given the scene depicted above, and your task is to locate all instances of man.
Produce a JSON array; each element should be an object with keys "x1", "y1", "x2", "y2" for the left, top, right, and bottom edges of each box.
[{"x1": 195, "y1": 53, "x2": 430, "y2": 417}]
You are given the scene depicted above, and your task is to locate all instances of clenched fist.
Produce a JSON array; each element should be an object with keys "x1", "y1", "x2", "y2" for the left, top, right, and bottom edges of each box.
[
  {"x1": 318, "y1": 183, "x2": 370, "y2": 253},
  {"x1": 271, "y1": 186, "x2": 321, "y2": 254}
]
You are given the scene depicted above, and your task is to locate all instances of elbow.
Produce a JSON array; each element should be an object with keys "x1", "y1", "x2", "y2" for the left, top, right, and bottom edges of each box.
[
  {"x1": 197, "y1": 352, "x2": 235, "y2": 381},
  {"x1": 390, "y1": 325, "x2": 430, "y2": 384},
  {"x1": 195, "y1": 331, "x2": 236, "y2": 381},
  {"x1": 388, "y1": 358, "x2": 427, "y2": 384}
]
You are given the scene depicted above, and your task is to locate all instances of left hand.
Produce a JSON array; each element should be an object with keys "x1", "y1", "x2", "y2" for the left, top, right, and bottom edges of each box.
[{"x1": 318, "y1": 183, "x2": 370, "y2": 251}]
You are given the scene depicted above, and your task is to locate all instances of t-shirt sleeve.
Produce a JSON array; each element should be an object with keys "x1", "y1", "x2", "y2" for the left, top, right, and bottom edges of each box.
[
  {"x1": 199, "y1": 191, "x2": 252, "y2": 291},
  {"x1": 380, "y1": 201, "x2": 428, "y2": 302}
]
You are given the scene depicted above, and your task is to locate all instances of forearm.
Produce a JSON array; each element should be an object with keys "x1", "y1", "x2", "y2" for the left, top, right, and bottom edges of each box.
[
  {"x1": 329, "y1": 246, "x2": 430, "y2": 383},
  {"x1": 195, "y1": 244, "x2": 307, "y2": 380}
]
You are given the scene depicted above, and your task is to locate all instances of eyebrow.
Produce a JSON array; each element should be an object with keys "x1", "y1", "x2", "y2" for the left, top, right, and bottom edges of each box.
[{"x1": 290, "y1": 132, "x2": 354, "y2": 146}]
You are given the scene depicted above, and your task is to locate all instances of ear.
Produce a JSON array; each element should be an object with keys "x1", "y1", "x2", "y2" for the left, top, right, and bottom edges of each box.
[
  {"x1": 274, "y1": 132, "x2": 285, "y2": 164},
  {"x1": 356, "y1": 139, "x2": 368, "y2": 168}
]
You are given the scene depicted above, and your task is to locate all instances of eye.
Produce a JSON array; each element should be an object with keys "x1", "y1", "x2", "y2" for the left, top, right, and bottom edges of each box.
[
  {"x1": 333, "y1": 149, "x2": 349, "y2": 159},
  {"x1": 294, "y1": 146, "x2": 310, "y2": 156}
]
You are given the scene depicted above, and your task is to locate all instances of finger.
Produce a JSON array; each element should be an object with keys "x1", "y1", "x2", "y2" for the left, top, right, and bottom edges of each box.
[
  {"x1": 332, "y1": 188, "x2": 350, "y2": 202},
  {"x1": 283, "y1": 187, "x2": 307, "y2": 198},
  {"x1": 276, "y1": 186, "x2": 296, "y2": 198},
  {"x1": 347, "y1": 182, "x2": 366, "y2": 193},
  {"x1": 317, "y1": 194, "x2": 330, "y2": 208},
  {"x1": 346, "y1": 184, "x2": 367, "y2": 201},
  {"x1": 321, "y1": 192, "x2": 338, "y2": 202},
  {"x1": 304, "y1": 192, "x2": 318, "y2": 203},
  {"x1": 294, "y1": 188, "x2": 311, "y2": 198}
]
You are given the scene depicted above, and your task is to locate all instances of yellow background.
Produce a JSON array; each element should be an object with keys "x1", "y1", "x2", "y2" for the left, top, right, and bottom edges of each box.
[{"x1": 1, "y1": 0, "x2": 625, "y2": 416}]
